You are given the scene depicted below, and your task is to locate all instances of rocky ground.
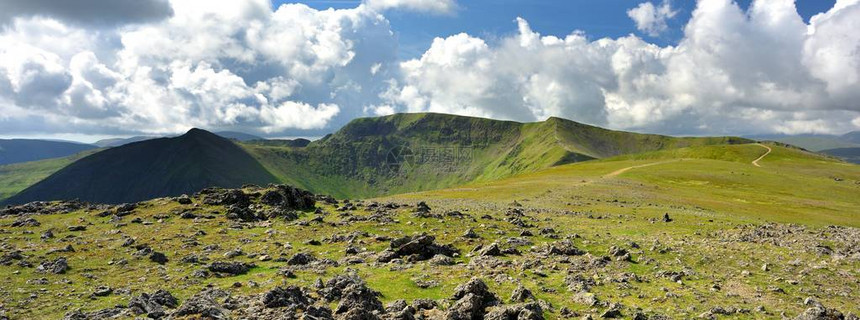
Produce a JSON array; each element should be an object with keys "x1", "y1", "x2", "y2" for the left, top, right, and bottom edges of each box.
[{"x1": 0, "y1": 184, "x2": 858, "y2": 319}]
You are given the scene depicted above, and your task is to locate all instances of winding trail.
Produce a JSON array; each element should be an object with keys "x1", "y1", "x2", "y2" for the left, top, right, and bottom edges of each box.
[
  {"x1": 752, "y1": 143, "x2": 772, "y2": 167},
  {"x1": 603, "y1": 160, "x2": 680, "y2": 178}
]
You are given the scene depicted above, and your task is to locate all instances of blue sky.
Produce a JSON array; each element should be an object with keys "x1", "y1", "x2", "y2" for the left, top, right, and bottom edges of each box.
[
  {"x1": 1, "y1": 0, "x2": 858, "y2": 142},
  {"x1": 284, "y1": 0, "x2": 837, "y2": 58}
]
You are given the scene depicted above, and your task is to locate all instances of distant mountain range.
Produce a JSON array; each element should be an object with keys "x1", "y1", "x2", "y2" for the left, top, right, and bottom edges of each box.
[
  {"x1": 1, "y1": 113, "x2": 751, "y2": 205},
  {"x1": 747, "y1": 131, "x2": 860, "y2": 163},
  {"x1": 93, "y1": 136, "x2": 159, "y2": 148},
  {"x1": 0, "y1": 140, "x2": 97, "y2": 166},
  {"x1": 3, "y1": 129, "x2": 276, "y2": 205},
  {"x1": 93, "y1": 131, "x2": 264, "y2": 148}
]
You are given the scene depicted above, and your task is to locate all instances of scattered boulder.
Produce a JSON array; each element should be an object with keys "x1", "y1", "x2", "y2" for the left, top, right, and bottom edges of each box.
[
  {"x1": 128, "y1": 289, "x2": 178, "y2": 319},
  {"x1": 334, "y1": 281, "x2": 384, "y2": 316},
  {"x1": 463, "y1": 228, "x2": 480, "y2": 239},
  {"x1": 92, "y1": 286, "x2": 113, "y2": 297},
  {"x1": 149, "y1": 251, "x2": 168, "y2": 264},
  {"x1": 40, "y1": 229, "x2": 54, "y2": 239},
  {"x1": 545, "y1": 240, "x2": 585, "y2": 256},
  {"x1": 795, "y1": 302, "x2": 848, "y2": 320},
  {"x1": 262, "y1": 286, "x2": 310, "y2": 309},
  {"x1": 485, "y1": 302, "x2": 544, "y2": 320},
  {"x1": 208, "y1": 261, "x2": 254, "y2": 275},
  {"x1": 260, "y1": 185, "x2": 316, "y2": 210},
  {"x1": 287, "y1": 252, "x2": 316, "y2": 266},
  {"x1": 36, "y1": 257, "x2": 68, "y2": 274},
  {"x1": 510, "y1": 285, "x2": 535, "y2": 302},
  {"x1": 176, "y1": 194, "x2": 193, "y2": 205},
  {"x1": 380, "y1": 234, "x2": 458, "y2": 262},
  {"x1": 173, "y1": 289, "x2": 230, "y2": 319},
  {"x1": 447, "y1": 278, "x2": 499, "y2": 320},
  {"x1": 11, "y1": 217, "x2": 40, "y2": 227},
  {"x1": 478, "y1": 243, "x2": 503, "y2": 257},
  {"x1": 430, "y1": 254, "x2": 455, "y2": 266}
]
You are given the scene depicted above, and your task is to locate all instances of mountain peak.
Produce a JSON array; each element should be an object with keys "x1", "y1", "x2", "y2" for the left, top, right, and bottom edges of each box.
[{"x1": 185, "y1": 128, "x2": 211, "y2": 135}]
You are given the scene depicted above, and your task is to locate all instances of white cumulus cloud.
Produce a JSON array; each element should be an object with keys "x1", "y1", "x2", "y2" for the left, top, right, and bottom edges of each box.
[
  {"x1": 378, "y1": 0, "x2": 860, "y2": 135},
  {"x1": 627, "y1": 1, "x2": 678, "y2": 36},
  {"x1": 0, "y1": 0, "x2": 858, "y2": 138}
]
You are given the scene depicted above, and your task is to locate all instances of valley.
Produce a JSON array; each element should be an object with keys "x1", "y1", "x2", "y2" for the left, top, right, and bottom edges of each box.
[{"x1": 0, "y1": 129, "x2": 858, "y2": 319}]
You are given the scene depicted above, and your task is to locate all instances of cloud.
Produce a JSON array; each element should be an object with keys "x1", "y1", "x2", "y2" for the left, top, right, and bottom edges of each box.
[
  {"x1": 364, "y1": 0, "x2": 457, "y2": 14},
  {"x1": 0, "y1": 0, "x2": 173, "y2": 27},
  {"x1": 0, "y1": 0, "x2": 858, "y2": 138},
  {"x1": 0, "y1": 0, "x2": 398, "y2": 136},
  {"x1": 627, "y1": 0, "x2": 678, "y2": 36},
  {"x1": 381, "y1": 0, "x2": 860, "y2": 135}
]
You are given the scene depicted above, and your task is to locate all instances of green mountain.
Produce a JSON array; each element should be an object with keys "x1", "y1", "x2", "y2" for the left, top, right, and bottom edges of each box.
[
  {"x1": 747, "y1": 132, "x2": 860, "y2": 152},
  {"x1": 93, "y1": 136, "x2": 158, "y2": 148},
  {"x1": 214, "y1": 131, "x2": 264, "y2": 141},
  {"x1": 1, "y1": 129, "x2": 277, "y2": 205},
  {"x1": 821, "y1": 147, "x2": 860, "y2": 164},
  {"x1": 1, "y1": 113, "x2": 751, "y2": 204},
  {"x1": 0, "y1": 139, "x2": 97, "y2": 165},
  {"x1": 246, "y1": 113, "x2": 750, "y2": 198},
  {"x1": 842, "y1": 131, "x2": 860, "y2": 144},
  {"x1": 0, "y1": 150, "x2": 99, "y2": 201}
]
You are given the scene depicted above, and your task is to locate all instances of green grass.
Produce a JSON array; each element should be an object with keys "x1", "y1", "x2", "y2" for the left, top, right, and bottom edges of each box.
[
  {"x1": 0, "y1": 150, "x2": 97, "y2": 201},
  {"x1": 387, "y1": 143, "x2": 860, "y2": 226},
  {"x1": 1, "y1": 143, "x2": 859, "y2": 319},
  {"x1": 243, "y1": 113, "x2": 750, "y2": 199}
]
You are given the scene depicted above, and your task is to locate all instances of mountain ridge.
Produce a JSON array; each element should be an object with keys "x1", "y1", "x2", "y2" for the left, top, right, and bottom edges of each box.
[
  {"x1": 0, "y1": 139, "x2": 97, "y2": 165},
  {"x1": 2, "y1": 113, "x2": 755, "y2": 204},
  {"x1": 2, "y1": 129, "x2": 277, "y2": 205}
]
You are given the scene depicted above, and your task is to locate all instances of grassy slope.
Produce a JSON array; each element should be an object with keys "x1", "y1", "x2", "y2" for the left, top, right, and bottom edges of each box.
[
  {"x1": 246, "y1": 113, "x2": 750, "y2": 199},
  {"x1": 0, "y1": 113, "x2": 750, "y2": 202},
  {"x1": 2, "y1": 143, "x2": 858, "y2": 319},
  {"x1": 0, "y1": 150, "x2": 98, "y2": 202},
  {"x1": 389, "y1": 143, "x2": 860, "y2": 226},
  {"x1": 2, "y1": 130, "x2": 278, "y2": 205}
]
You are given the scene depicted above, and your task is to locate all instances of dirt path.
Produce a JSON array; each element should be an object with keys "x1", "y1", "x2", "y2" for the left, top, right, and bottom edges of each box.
[
  {"x1": 603, "y1": 160, "x2": 680, "y2": 178},
  {"x1": 752, "y1": 143, "x2": 772, "y2": 167}
]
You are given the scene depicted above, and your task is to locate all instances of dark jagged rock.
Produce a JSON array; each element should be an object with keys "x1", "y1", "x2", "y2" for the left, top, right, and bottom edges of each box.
[
  {"x1": 478, "y1": 243, "x2": 503, "y2": 257},
  {"x1": 546, "y1": 240, "x2": 585, "y2": 256},
  {"x1": 319, "y1": 274, "x2": 366, "y2": 302},
  {"x1": 462, "y1": 228, "x2": 480, "y2": 239},
  {"x1": 11, "y1": 217, "x2": 40, "y2": 227},
  {"x1": 380, "y1": 234, "x2": 458, "y2": 262},
  {"x1": 1, "y1": 200, "x2": 84, "y2": 216},
  {"x1": 510, "y1": 285, "x2": 535, "y2": 302},
  {"x1": 485, "y1": 302, "x2": 544, "y2": 320},
  {"x1": 260, "y1": 185, "x2": 316, "y2": 210},
  {"x1": 208, "y1": 261, "x2": 254, "y2": 275},
  {"x1": 794, "y1": 303, "x2": 848, "y2": 320},
  {"x1": 226, "y1": 204, "x2": 258, "y2": 221},
  {"x1": 36, "y1": 257, "x2": 68, "y2": 274},
  {"x1": 176, "y1": 195, "x2": 192, "y2": 205},
  {"x1": 149, "y1": 251, "x2": 168, "y2": 264},
  {"x1": 173, "y1": 289, "x2": 230, "y2": 319},
  {"x1": 262, "y1": 286, "x2": 310, "y2": 309},
  {"x1": 63, "y1": 307, "x2": 126, "y2": 320},
  {"x1": 447, "y1": 278, "x2": 499, "y2": 320},
  {"x1": 334, "y1": 282, "x2": 384, "y2": 316},
  {"x1": 287, "y1": 252, "x2": 316, "y2": 266},
  {"x1": 128, "y1": 289, "x2": 178, "y2": 319},
  {"x1": 200, "y1": 188, "x2": 250, "y2": 207}
]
